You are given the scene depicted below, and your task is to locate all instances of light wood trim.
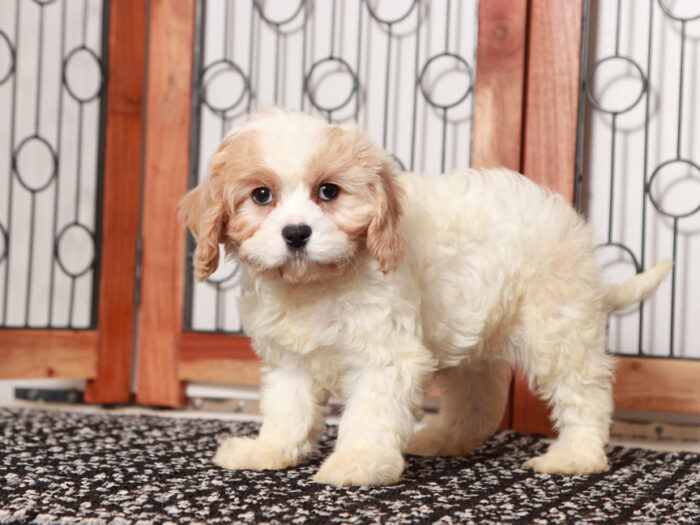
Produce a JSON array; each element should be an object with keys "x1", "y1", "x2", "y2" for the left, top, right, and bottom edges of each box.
[
  {"x1": 136, "y1": 0, "x2": 195, "y2": 406},
  {"x1": 513, "y1": 0, "x2": 585, "y2": 435},
  {"x1": 84, "y1": 0, "x2": 147, "y2": 404},
  {"x1": 0, "y1": 330, "x2": 97, "y2": 379},
  {"x1": 615, "y1": 357, "x2": 700, "y2": 414},
  {"x1": 472, "y1": 0, "x2": 528, "y2": 171},
  {"x1": 178, "y1": 332, "x2": 259, "y2": 385},
  {"x1": 180, "y1": 357, "x2": 261, "y2": 386}
]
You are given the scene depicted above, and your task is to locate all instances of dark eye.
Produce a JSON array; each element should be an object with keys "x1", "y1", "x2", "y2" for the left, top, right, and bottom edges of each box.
[
  {"x1": 251, "y1": 187, "x2": 273, "y2": 205},
  {"x1": 319, "y1": 183, "x2": 340, "y2": 202}
]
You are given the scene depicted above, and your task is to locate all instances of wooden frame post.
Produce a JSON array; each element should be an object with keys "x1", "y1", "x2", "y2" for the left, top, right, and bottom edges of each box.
[
  {"x1": 135, "y1": 0, "x2": 195, "y2": 406},
  {"x1": 515, "y1": 0, "x2": 586, "y2": 435},
  {"x1": 472, "y1": 0, "x2": 529, "y2": 429},
  {"x1": 84, "y1": 0, "x2": 148, "y2": 404}
]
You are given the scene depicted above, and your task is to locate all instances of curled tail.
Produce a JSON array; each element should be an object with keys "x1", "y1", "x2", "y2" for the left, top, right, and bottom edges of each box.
[{"x1": 604, "y1": 259, "x2": 673, "y2": 312}]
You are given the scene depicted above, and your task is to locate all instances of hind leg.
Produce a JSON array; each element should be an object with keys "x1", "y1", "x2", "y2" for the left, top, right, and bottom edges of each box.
[
  {"x1": 406, "y1": 359, "x2": 510, "y2": 456},
  {"x1": 522, "y1": 312, "x2": 614, "y2": 474}
]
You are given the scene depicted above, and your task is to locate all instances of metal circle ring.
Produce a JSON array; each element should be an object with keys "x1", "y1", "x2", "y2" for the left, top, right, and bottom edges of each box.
[
  {"x1": 12, "y1": 135, "x2": 58, "y2": 193},
  {"x1": 206, "y1": 252, "x2": 241, "y2": 286},
  {"x1": 55, "y1": 222, "x2": 96, "y2": 278},
  {"x1": 595, "y1": 242, "x2": 641, "y2": 274},
  {"x1": 0, "y1": 30, "x2": 15, "y2": 86},
  {"x1": 657, "y1": 0, "x2": 700, "y2": 22},
  {"x1": 62, "y1": 46, "x2": 104, "y2": 103},
  {"x1": 647, "y1": 158, "x2": 700, "y2": 219},
  {"x1": 305, "y1": 56, "x2": 358, "y2": 113},
  {"x1": 419, "y1": 52, "x2": 474, "y2": 109},
  {"x1": 200, "y1": 59, "x2": 250, "y2": 115},
  {"x1": 366, "y1": 0, "x2": 418, "y2": 25},
  {"x1": 254, "y1": 0, "x2": 305, "y2": 27},
  {"x1": 585, "y1": 55, "x2": 647, "y2": 115}
]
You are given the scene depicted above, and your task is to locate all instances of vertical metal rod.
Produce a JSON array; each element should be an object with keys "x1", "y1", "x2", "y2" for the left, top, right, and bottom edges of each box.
[
  {"x1": 81, "y1": 0, "x2": 89, "y2": 44},
  {"x1": 48, "y1": 0, "x2": 69, "y2": 327},
  {"x1": 382, "y1": 23, "x2": 392, "y2": 149},
  {"x1": 224, "y1": 0, "x2": 230, "y2": 58},
  {"x1": 676, "y1": 20, "x2": 686, "y2": 160},
  {"x1": 638, "y1": 0, "x2": 655, "y2": 355},
  {"x1": 216, "y1": 284, "x2": 222, "y2": 330},
  {"x1": 607, "y1": 114, "x2": 617, "y2": 243},
  {"x1": 35, "y1": 4, "x2": 45, "y2": 135},
  {"x1": 68, "y1": 272, "x2": 76, "y2": 328},
  {"x1": 300, "y1": 0, "x2": 308, "y2": 111},
  {"x1": 247, "y1": 3, "x2": 255, "y2": 113},
  {"x1": 330, "y1": 0, "x2": 337, "y2": 58},
  {"x1": 614, "y1": 0, "x2": 622, "y2": 56},
  {"x1": 274, "y1": 30, "x2": 281, "y2": 104},
  {"x1": 184, "y1": 0, "x2": 207, "y2": 331},
  {"x1": 3, "y1": 2, "x2": 21, "y2": 325},
  {"x1": 410, "y1": 0, "x2": 421, "y2": 172},
  {"x1": 441, "y1": 107, "x2": 448, "y2": 173},
  {"x1": 573, "y1": 0, "x2": 591, "y2": 211},
  {"x1": 669, "y1": 218, "x2": 679, "y2": 357},
  {"x1": 354, "y1": 0, "x2": 363, "y2": 122},
  {"x1": 444, "y1": 0, "x2": 451, "y2": 52},
  {"x1": 24, "y1": 194, "x2": 37, "y2": 326},
  {"x1": 75, "y1": 103, "x2": 85, "y2": 222}
]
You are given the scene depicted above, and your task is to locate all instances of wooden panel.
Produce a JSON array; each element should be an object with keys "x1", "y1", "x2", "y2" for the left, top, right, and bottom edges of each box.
[
  {"x1": 615, "y1": 357, "x2": 700, "y2": 414},
  {"x1": 179, "y1": 332, "x2": 258, "y2": 384},
  {"x1": 84, "y1": 0, "x2": 147, "y2": 404},
  {"x1": 0, "y1": 330, "x2": 97, "y2": 379},
  {"x1": 514, "y1": 0, "x2": 585, "y2": 435},
  {"x1": 472, "y1": 0, "x2": 528, "y2": 171},
  {"x1": 521, "y1": 0, "x2": 584, "y2": 199},
  {"x1": 472, "y1": 0, "x2": 529, "y2": 429},
  {"x1": 136, "y1": 0, "x2": 195, "y2": 406}
]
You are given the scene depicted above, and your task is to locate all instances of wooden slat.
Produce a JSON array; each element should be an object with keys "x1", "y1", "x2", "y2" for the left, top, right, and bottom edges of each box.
[
  {"x1": 472, "y1": 0, "x2": 528, "y2": 171},
  {"x1": 179, "y1": 332, "x2": 259, "y2": 385},
  {"x1": 513, "y1": 0, "x2": 585, "y2": 435},
  {"x1": 472, "y1": 0, "x2": 529, "y2": 429},
  {"x1": 180, "y1": 332, "x2": 256, "y2": 361},
  {"x1": 84, "y1": 0, "x2": 147, "y2": 404},
  {"x1": 615, "y1": 357, "x2": 700, "y2": 414},
  {"x1": 0, "y1": 330, "x2": 97, "y2": 379},
  {"x1": 521, "y1": 0, "x2": 584, "y2": 198},
  {"x1": 136, "y1": 0, "x2": 195, "y2": 406}
]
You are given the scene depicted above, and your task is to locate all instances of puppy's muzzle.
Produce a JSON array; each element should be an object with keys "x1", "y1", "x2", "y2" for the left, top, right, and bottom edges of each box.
[{"x1": 282, "y1": 224, "x2": 312, "y2": 250}]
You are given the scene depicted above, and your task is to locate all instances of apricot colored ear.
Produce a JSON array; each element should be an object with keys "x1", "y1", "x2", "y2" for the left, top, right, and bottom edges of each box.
[
  {"x1": 178, "y1": 183, "x2": 225, "y2": 282},
  {"x1": 367, "y1": 157, "x2": 405, "y2": 273}
]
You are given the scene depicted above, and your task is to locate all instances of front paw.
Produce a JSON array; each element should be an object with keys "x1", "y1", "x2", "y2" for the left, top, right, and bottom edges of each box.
[
  {"x1": 212, "y1": 437, "x2": 296, "y2": 471},
  {"x1": 524, "y1": 448, "x2": 610, "y2": 475},
  {"x1": 313, "y1": 448, "x2": 405, "y2": 487}
]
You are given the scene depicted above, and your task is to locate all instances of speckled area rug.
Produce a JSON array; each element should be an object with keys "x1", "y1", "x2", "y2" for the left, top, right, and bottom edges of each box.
[{"x1": 1, "y1": 407, "x2": 699, "y2": 524}]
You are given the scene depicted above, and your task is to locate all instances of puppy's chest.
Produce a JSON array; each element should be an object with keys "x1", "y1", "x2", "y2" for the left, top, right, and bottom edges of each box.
[{"x1": 244, "y1": 290, "x2": 360, "y2": 356}]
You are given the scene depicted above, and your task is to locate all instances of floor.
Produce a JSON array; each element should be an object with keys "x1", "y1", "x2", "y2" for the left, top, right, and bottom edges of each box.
[{"x1": 3, "y1": 394, "x2": 700, "y2": 455}]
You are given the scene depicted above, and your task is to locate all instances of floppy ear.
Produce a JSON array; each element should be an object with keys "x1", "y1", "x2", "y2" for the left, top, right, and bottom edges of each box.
[
  {"x1": 367, "y1": 154, "x2": 405, "y2": 273},
  {"x1": 178, "y1": 180, "x2": 226, "y2": 282}
]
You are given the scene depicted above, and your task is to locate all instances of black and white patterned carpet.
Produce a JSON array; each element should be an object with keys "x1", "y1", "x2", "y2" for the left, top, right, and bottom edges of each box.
[{"x1": 1, "y1": 407, "x2": 699, "y2": 524}]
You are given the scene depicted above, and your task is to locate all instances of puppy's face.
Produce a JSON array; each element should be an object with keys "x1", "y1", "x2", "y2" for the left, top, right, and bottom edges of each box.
[{"x1": 179, "y1": 110, "x2": 405, "y2": 283}]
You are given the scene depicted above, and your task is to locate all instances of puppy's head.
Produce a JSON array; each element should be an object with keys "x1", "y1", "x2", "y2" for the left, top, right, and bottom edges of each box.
[{"x1": 179, "y1": 109, "x2": 405, "y2": 283}]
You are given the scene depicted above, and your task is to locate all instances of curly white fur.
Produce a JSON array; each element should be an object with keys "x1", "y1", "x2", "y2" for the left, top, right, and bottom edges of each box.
[{"x1": 180, "y1": 109, "x2": 671, "y2": 487}]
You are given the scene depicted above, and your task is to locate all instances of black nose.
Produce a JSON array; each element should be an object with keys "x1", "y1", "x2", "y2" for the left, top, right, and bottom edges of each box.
[{"x1": 282, "y1": 224, "x2": 312, "y2": 249}]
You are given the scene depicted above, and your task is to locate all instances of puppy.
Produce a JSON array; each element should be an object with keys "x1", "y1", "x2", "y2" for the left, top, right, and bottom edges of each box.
[{"x1": 179, "y1": 109, "x2": 671, "y2": 487}]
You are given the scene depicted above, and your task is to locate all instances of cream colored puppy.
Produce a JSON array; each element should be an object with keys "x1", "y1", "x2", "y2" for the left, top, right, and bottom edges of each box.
[{"x1": 180, "y1": 109, "x2": 671, "y2": 487}]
